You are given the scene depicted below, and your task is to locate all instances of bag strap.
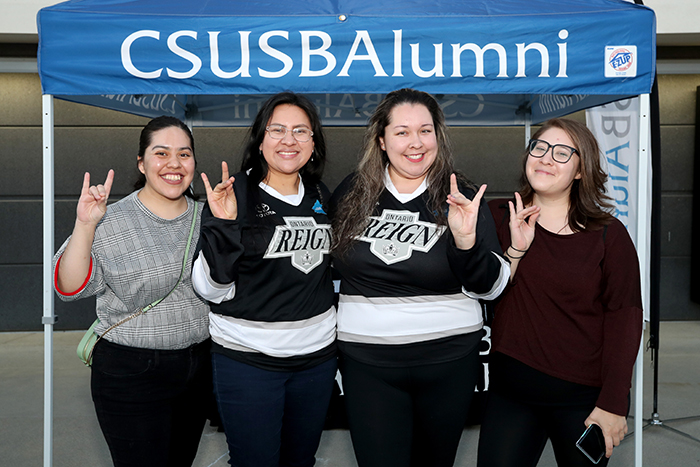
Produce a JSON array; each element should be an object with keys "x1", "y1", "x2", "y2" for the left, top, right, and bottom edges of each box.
[
  {"x1": 142, "y1": 201, "x2": 199, "y2": 312},
  {"x1": 88, "y1": 202, "x2": 199, "y2": 358}
]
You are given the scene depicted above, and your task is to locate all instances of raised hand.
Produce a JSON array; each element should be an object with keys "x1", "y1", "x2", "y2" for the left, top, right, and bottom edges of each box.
[
  {"x1": 76, "y1": 170, "x2": 114, "y2": 226},
  {"x1": 201, "y1": 161, "x2": 237, "y2": 220},
  {"x1": 507, "y1": 192, "x2": 539, "y2": 253},
  {"x1": 446, "y1": 174, "x2": 486, "y2": 250},
  {"x1": 58, "y1": 170, "x2": 114, "y2": 293}
]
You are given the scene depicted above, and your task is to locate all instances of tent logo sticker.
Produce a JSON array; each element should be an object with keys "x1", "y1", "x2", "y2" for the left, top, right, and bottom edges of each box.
[{"x1": 605, "y1": 46, "x2": 637, "y2": 78}]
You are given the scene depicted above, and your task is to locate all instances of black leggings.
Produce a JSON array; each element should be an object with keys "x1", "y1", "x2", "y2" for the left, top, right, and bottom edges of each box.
[
  {"x1": 339, "y1": 350, "x2": 480, "y2": 467},
  {"x1": 477, "y1": 353, "x2": 610, "y2": 467}
]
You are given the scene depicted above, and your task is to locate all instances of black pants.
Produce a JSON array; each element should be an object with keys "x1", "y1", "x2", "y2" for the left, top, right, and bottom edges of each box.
[
  {"x1": 339, "y1": 350, "x2": 480, "y2": 467},
  {"x1": 91, "y1": 338, "x2": 212, "y2": 467},
  {"x1": 477, "y1": 353, "x2": 610, "y2": 467}
]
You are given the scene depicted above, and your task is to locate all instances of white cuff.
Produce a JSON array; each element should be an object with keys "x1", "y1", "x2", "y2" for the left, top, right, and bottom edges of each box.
[
  {"x1": 462, "y1": 252, "x2": 510, "y2": 300},
  {"x1": 192, "y1": 252, "x2": 236, "y2": 304}
]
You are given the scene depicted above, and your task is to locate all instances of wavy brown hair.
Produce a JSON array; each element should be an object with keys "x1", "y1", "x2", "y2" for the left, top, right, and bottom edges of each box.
[
  {"x1": 519, "y1": 118, "x2": 613, "y2": 232},
  {"x1": 332, "y1": 88, "x2": 471, "y2": 257}
]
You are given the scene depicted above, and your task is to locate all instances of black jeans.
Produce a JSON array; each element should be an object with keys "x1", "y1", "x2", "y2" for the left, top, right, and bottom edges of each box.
[
  {"x1": 339, "y1": 350, "x2": 481, "y2": 467},
  {"x1": 212, "y1": 353, "x2": 337, "y2": 467},
  {"x1": 91, "y1": 338, "x2": 212, "y2": 467}
]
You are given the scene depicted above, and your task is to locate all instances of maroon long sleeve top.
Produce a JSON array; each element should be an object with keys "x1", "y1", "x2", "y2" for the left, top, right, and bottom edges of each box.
[{"x1": 489, "y1": 200, "x2": 643, "y2": 415}]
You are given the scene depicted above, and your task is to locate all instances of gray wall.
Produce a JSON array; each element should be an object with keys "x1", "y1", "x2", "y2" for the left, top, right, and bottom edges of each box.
[
  {"x1": 1, "y1": 73, "x2": 698, "y2": 331},
  {"x1": 656, "y1": 75, "x2": 700, "y2": 320}
]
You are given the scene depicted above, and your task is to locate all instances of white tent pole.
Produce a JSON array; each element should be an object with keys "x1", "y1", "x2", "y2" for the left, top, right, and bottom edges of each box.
[
  {"x1": 525, "y1": 117, "x2": 531, "y2": 145},
  {"x1": 636, "y1": 93, "x2": 651, "y2": 323},
  {"x1": 633, "y1": 331, "x2": 645, "y2": 467},
  {"x1": 42, "y1": 94, "x2": 55, "y2": 467},
  {"x1": 634, "y1": 92, "x2": 651, "y2": 467}
]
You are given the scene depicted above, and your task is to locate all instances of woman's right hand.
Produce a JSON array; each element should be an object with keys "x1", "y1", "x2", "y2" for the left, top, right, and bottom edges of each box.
[
  {"x1": 57, "y1": 170, "x2": 114, "y2": 293},
  {"x1": 201, "y1": 161, "x2": 237, "y2": 220},
  {"x1": 76, "y1": 170, "x2": 114, "y2": 227},
  {"x1": 508, "y1": 192, "x2": 540, "y2": 252}
]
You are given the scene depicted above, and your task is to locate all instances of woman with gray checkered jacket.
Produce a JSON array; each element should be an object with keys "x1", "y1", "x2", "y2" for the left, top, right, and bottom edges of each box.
[{"x1": 53, "y1": 116, "x2": 211, "y2": 467}]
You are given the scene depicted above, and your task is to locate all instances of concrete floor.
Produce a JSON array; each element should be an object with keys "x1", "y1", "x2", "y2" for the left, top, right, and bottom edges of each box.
[{"x1": 1, "y1": 322, "x2": 699, "y2": 466}]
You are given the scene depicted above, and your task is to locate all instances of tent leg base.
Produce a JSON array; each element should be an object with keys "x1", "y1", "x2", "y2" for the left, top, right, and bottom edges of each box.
[{"x1": 627, "y1": 412, "x2": 700, "y2": 444}]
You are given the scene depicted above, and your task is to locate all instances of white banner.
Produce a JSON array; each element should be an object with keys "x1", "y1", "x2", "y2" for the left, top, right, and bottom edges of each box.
[
  {"x1": 586, "y1": 96, "x2": 652, "y2": 321},
  {"x1": 587, "y1": 98, "x2": 641, "y2": 243}
]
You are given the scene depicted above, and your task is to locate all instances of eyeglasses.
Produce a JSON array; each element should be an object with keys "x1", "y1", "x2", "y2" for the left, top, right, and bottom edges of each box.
[
  {"x1": 528, "y1": 139, "x2": 578, "y2": 164},
  {"x1": 265, "y1": 124, "x2": 314, "y2": 143}
]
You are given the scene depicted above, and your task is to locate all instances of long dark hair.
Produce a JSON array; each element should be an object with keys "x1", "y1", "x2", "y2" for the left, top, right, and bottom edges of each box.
[
  {"x1": 134, "y1": 116, "x2": 197, "y2": 200},
  {"x1": 332, "y1": 88, "x2": 470, "y2": 257},
  {"x1": 239, "y1": 92, "x2": 327, "y2": 222},
  {"x1": 241, "y1": 92, "x2": 326, "y2": 186},
  {"x1": 519, "y1": 118, "x2": 613, "y2": 231}
]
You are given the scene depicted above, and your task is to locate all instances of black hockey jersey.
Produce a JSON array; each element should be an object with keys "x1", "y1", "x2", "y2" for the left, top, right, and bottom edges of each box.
[
  {"x1": 330, "y1": 173, "x2": 508, "y2": 366},
  {"x1": 193, "y1": 172, "x2": 336, "y2": 371}
]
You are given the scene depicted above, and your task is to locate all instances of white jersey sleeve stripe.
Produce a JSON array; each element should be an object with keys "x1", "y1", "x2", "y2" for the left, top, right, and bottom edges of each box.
[
  {"x1": 192, "y1": 252, "x2": 236, "y2": 304},
  {"x1": 462, "y1": 252, "x2": 510, "y2": 301}
]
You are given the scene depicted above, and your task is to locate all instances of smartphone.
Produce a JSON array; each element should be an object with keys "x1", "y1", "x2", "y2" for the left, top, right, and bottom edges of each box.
[{"x1": 576, "y1": 423, "x2": 605, "y2": 464}]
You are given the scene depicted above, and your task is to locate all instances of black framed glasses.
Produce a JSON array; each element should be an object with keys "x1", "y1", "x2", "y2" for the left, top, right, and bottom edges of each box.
[
  {"x1": 528, "y1": 139, "x2": 578, "y2": 164},
  {"x1": 266, "y1": 124, "x2": 314, "y2": 143}
]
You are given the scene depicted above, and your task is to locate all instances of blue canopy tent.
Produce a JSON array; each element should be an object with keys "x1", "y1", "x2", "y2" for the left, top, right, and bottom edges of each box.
[{"x1": 37, "y1": 0, "x2": 656, "y2": 465}]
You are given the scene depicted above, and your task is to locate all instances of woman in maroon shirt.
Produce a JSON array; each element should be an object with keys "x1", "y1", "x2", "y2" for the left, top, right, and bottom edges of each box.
[{"x1": 477, "y1": 118, "x2": 643, "y2": 467}]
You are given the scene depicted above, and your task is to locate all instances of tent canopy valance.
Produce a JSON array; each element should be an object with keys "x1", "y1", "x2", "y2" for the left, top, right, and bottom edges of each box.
[{"x1": 38, "y1": 0, "x2": 655, "y2": 125}]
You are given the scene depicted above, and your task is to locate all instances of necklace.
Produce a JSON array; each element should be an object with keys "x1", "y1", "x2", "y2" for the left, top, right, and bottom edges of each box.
[
  {"x1": 536, "y1": 218, "x2": 569, "y2": 234},
  {"x1": 555, "y1": 217, "x2": 571, "y2": 234}
]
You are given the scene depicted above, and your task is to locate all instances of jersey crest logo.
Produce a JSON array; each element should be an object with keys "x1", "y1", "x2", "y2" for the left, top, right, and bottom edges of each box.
[
  {"x1": 264, "y1": 217, "x2": 332, "y2": 274},
  {"x1": 383, "y1": 242, "x2": 399, "y2": 257},
  {"x1": 358, "y1": 210, "x2": 446, "y2": 265}
]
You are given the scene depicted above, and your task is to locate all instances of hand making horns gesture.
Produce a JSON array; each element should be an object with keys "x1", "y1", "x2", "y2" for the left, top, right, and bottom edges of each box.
[
  {"x1": 201, "y1": 161, "x2": 237, "y2": 220},
  {"x1": 76, "y1": 170, "x2": 114, "y2": 227},
  {"x1": 508, "y1": 192, "x2": 540, "y2": 253},
  {"x1": 446, "y1": 174, "x2": 486, "y2": 250}
]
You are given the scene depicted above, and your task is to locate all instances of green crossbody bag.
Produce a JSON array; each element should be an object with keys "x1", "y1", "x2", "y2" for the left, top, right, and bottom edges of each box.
[{"x1": 76, "y1": 202, "x2": 199, "y2": 366}]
